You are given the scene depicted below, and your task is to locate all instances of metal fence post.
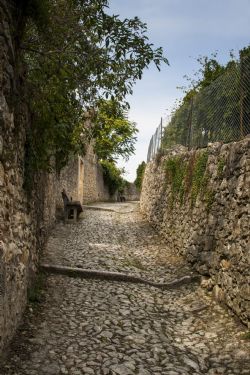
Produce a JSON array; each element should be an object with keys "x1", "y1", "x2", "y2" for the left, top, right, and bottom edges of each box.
[
  {"x1": 160, "y1": 117, "x2": 163, "y2": 150},
  {"x1": 240, "y1": 56, "x2": 244, "y2": 139},
  {"x1": 186, "y1": 97, "x2": 193, "y2": 150}
]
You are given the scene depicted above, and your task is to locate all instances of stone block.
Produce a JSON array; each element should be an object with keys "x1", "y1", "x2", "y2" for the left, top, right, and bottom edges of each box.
[
  {"x1": 220, "y1": 259, "x2": 231, "y2": 270},
  {"x1": 200, "y1": 277, "x2": 214, "y2": 291},
  {"x1": 0, "y1": 161, "x2": 5, "y2": 186},
  {"x1": 0, "y1": 135, "x2": 3, "y2": 156},
  {"x1": 212, "y1": 285, "x2": 225, "y2": 303}
]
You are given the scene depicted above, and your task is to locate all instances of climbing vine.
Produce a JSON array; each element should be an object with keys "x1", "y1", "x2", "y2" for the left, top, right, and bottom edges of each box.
[
  {"x1": 190, "y1": 151, "x2": 209, "y2": 205},
  {"x1": 164, "y1": 150, "x2": 217, "y2": 211},
  {"x1": 164, "y1": 156, "x2": 187, "y2": 205}
]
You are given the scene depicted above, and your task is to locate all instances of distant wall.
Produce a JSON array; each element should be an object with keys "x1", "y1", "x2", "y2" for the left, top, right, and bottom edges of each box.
[
  {"x1": 56, "y1": 144, "x2": 112, "y2": 209},
  {"x1": 81, "y1": 144, "x2": 111, "y2": 204},
  {"x1": 56, "y1": 158, "x2": 80, "y2": 208},
  {"x1": 141, "y1": 138, "x2": 250, "y2": 327},
  {"x1": 123, "y1": 183, "x2": 140, "y2": 201}
]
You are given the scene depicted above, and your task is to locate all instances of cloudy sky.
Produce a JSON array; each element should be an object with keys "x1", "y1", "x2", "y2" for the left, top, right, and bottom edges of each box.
[{"x1": 108, "y1": 0, "x2": 250, "y2": 181}]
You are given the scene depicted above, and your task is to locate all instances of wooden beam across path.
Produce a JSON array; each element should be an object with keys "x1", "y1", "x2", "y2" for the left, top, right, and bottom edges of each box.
[{"x1": 40, "y1": 264, "x2": 201, "y2": 290}]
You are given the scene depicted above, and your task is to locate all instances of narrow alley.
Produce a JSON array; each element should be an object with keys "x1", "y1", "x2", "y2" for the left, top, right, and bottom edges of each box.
[{"x1": 1, "y1": 203, "x2": 249, "y2": 375}]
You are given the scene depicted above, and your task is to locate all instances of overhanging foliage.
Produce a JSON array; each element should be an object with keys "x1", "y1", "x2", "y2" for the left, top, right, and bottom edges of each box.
[{"x1": 20, "y1": 0, "x2": 168, "y2": 174}]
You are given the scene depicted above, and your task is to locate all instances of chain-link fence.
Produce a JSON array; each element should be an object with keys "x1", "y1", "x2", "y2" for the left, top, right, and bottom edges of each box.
[
  {"x1": 147, "y1": 118, "x2": 163, "y2": 162},
  {"x1": 147, "y1": 54, "x2": 250, "y2": 160}
]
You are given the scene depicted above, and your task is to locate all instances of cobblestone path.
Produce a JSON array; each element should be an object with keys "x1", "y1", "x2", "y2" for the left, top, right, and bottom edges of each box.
[{"x1": 1, "y1": 202, "x2": 249, "y2": 375}]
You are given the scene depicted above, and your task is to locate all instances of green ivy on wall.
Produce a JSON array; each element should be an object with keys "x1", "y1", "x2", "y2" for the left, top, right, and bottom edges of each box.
[{"x1": 164, "y1": 150, "x2": 218, "y2": 211}]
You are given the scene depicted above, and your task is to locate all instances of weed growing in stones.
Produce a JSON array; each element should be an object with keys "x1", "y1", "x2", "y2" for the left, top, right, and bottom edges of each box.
[
  {"x1": 241, "y1": 331, "x2": 250, "y2": 341},
  {"x1": 27, "y1": 273, "x2": 46, "y2": 303},
  {"x1": 217, "y1": 157, "x2": 226, "y2": 178}
]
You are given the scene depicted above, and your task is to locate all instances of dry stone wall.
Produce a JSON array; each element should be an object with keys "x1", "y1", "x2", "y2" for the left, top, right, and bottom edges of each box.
[
  {"x1": 0, "y1": 0, "x2": 34, "y2": 353},
  {"x1": 0, "y1": 1, "x2": 35, "y2": 351},
  {"x1": 0, "y1": 1, "x2": 56, "y2": 354},
  {"x1": 141, "y1": 138, "x2": 250, "y2": 327}
]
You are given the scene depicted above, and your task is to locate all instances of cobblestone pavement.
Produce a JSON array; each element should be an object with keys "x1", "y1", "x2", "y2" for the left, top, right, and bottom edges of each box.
[{"x1": 1, "y1": 202, "x2": 249, "y2": 375}]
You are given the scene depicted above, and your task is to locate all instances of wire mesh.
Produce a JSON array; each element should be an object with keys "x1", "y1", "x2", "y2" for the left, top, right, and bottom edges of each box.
[
  {"x1": 159, "y1": 55, "x2": 250, "y2": 154},
  {"x1": 147, "y1": 119, "x2": 163, "y2": 162}
]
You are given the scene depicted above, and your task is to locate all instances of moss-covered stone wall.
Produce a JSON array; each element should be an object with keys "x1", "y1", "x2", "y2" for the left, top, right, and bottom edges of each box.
[{"x1": 141, "y1": 138, "x2": 250, "y2": 327}]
